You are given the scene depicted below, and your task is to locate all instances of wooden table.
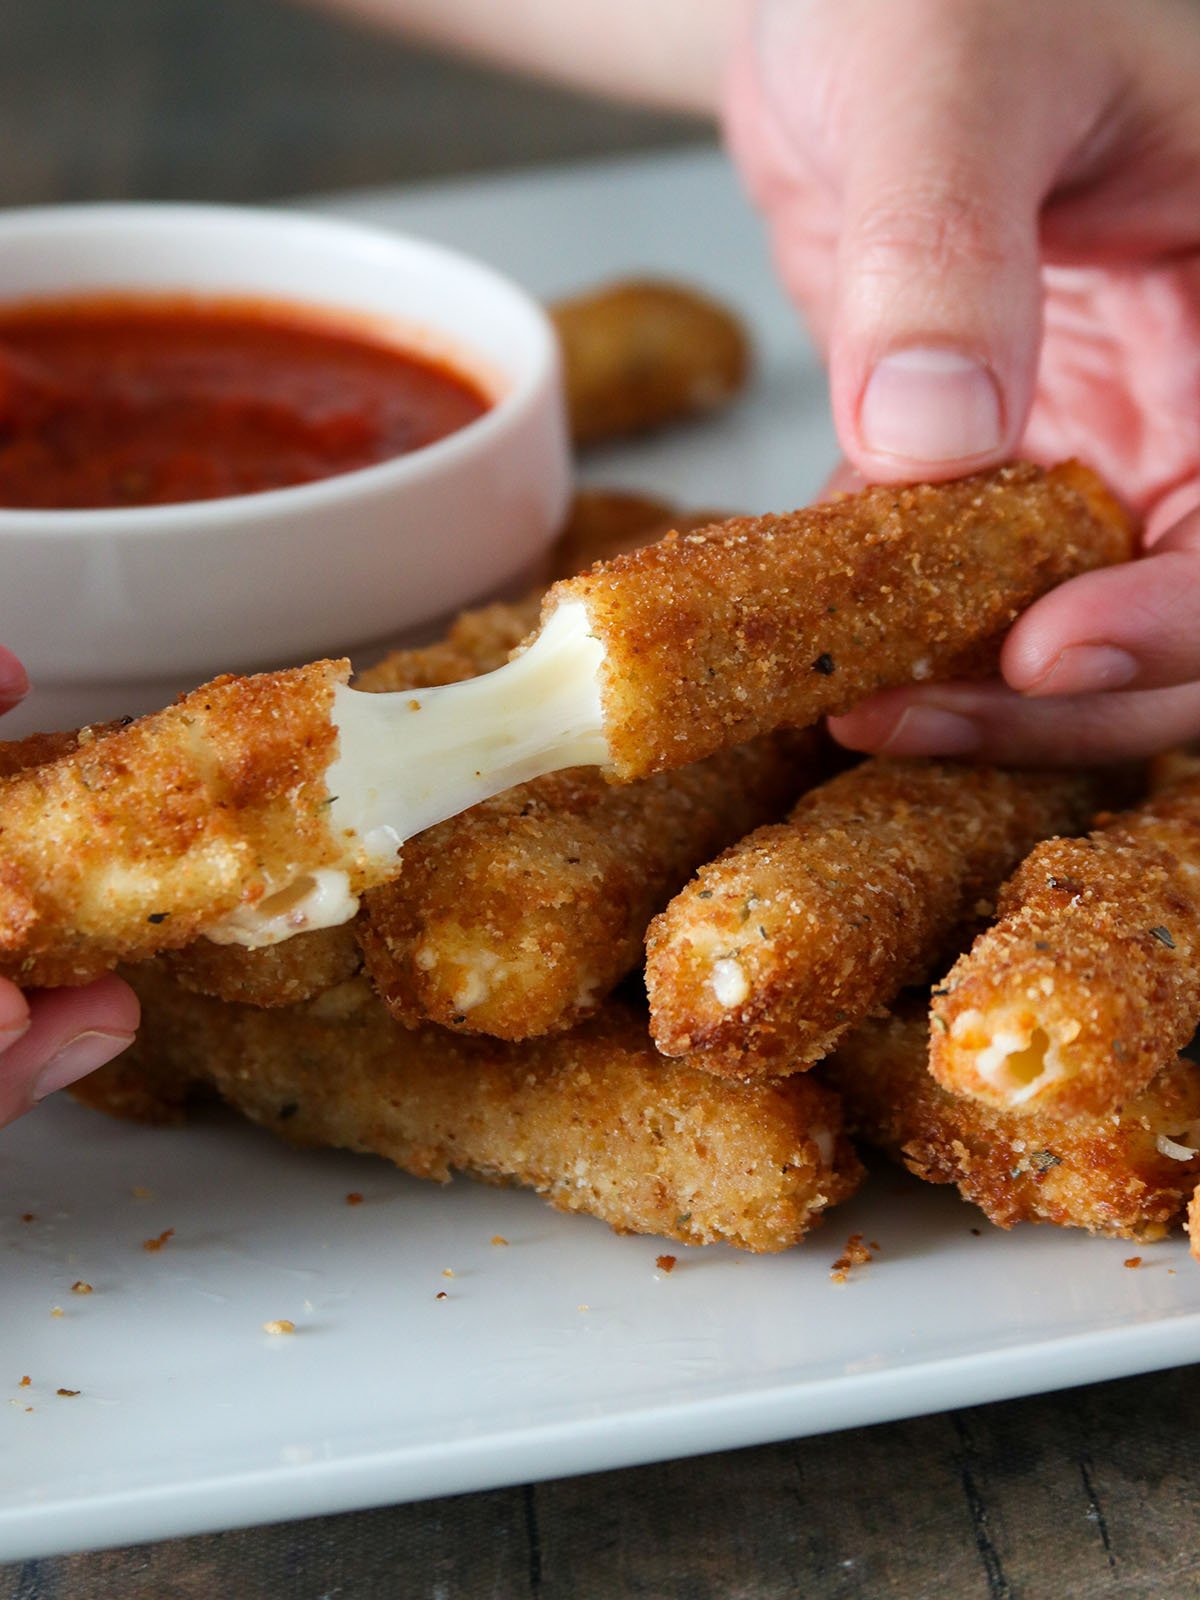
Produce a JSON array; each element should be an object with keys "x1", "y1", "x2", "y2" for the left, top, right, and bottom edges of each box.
[{"x1": 2, "y1": 3, "x2": 1199, "y2": 1594}]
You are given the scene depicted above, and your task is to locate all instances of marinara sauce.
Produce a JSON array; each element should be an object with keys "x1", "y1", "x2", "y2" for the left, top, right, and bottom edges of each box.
[{"x1": 0, "y1": 296, "x2": 491, "y2": 510}]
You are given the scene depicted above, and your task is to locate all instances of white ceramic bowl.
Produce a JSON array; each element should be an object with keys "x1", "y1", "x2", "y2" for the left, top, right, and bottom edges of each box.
[{"x1": 0, "y1": 203, "x2": 571, "y2": 733}]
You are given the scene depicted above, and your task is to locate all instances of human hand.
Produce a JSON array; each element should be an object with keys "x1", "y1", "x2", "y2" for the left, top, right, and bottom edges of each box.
[
  {"x1": 0, "y1": 645, "x2": 138, "y2": 1129},
  {"x1": 724, "y1": 0, "x2": 1200, "y2": 763}
]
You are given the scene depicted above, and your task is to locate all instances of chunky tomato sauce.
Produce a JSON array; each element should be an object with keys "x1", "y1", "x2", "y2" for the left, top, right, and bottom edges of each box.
[{"x1": 0, "y1": 296, "x2": 491, "y2": 510}]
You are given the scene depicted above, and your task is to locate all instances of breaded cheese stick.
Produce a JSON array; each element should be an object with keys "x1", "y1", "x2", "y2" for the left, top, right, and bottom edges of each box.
[
  {"x1": 0, "y1": 662, "x2": 368, "y2": 988},
  {"x1": 544, "y1": 461, "x2": 1133, "y2": 780},
  {"x1": 930, "y1": 773, "x2": 1200, "y2": 1121},
  {"x1": 0, "y1": 462, "x2": 1132, "y2": 985},
  {"x1": 646, "y1": 761, "x2": 1111, "y2": 1076},
  {"x1": 826, "y1": 1003, "x2": 1200, "y2": 1239},
  {"x1": 358, "y1": 731, "x2": 818, "y2": 1041},
  {"x1": 550, "y1": 279, "x2": 750, "y2": 447},
  {"x1": 81, "y1": 964, "x2": 863, "y2": 1253}
]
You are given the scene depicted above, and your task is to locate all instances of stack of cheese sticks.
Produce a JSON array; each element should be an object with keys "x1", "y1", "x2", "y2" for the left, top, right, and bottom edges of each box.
[
  {"x1": 48, "y1": 454, "x2": 1198, "y2": 1258},
  {"x1": 13, "y1": 276, "x2": 1193, "y2": 1258}
]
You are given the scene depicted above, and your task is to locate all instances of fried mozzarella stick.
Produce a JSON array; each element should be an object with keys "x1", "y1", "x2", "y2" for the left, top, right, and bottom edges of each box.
[
  {"x1": 358, "y1": 732, "x2": 816, "y2": 1041},
  {"x1": 551, "y1": 279, "x2": 750, "y2": 447},
  {"x1": 544, "y1": 460, "x2": 1132, "y2": 780},
  {"x1": 827, "y1": 1004, "x2": 1200, "y2": 1239},
  {"x1": 930, "y1": 772, "x2": 1200, "y2": 1121},
  {"x1": 0, "y1": 461, "x2": 1131, "y2": 986},
  {"x1": 87, "y1": 965, "x2": 863, "y2": 1252},
  {"x1": 646, "y1": 761, "x2": 1110, "y2": 1076}
]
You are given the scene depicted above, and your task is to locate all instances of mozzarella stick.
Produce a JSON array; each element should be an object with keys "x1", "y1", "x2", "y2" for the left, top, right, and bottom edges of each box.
[
  {"x1": 550, "y1": 279, "x2": 750, "y2": 447},
  {"x1": 0, "y1": 462, "x2": 1132, "y2": 984},
  {"x1": 826, "y1": 1004, "x2": 1200, "y2": 1239},
  {"x1": 646, "y1": 761, "x2": 1111, "y2": 1076},
  {"x1": 0, "y1": 662, "x2": 369, "y2": 987},
  {"x1": 80, "y1": 964, "x2": 863, "y2": 1253},
  {"x1": 544, "y1": 461, "x2": 1133, "y2": 780},
  {"x1": 358, "y1": 732, "x2": 817, "y2": 1041},
  {"x1": 930, "y1": 773, "x2": 1200, "y2": 1121}
]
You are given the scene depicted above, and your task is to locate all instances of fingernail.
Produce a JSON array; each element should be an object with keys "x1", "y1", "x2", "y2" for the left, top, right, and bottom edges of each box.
[
  {"x1": 860, "y1": 348, "x2": 1002, "y2": 463},
  {"x1": 33, "y1": 1030, "x2": 135, "y2": 1102},
  {"x1": 1026, "y1": 644, "x2": 1138, "y2": 698},
  {"x1": 880, "y1": 706, "x2": 981, "y2": 756},
  {"x1": 0, "y1": 645, "x2": 28, "y2": 708}
]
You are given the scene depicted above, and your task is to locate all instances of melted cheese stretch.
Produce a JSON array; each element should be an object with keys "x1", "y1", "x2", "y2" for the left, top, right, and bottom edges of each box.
[{"x1": 208, "y1": 601, "x2": 609, "y2": 948}]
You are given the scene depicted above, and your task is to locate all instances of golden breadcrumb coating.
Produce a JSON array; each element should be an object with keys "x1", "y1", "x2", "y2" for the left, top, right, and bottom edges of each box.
[
  {"x1": 0, "y1": 722, "x2": 124, "y2": 778},
  {"x1": 931, "y1": 774, "x2": 1200, "y2": 1121},
  {"x1": 646, "y1": 761, "x2": 1113, "y2": 1077},
  {"x1": 164, "y1": 924, "x2": 362, "y2": 1008},
  {"x1": 826, "y1": 1003, "x2": 1200, "y2": 1239},
  {"x1": 80, "y1": 964, "x2": 864, "y2": 1253},
  {"x1": 551, "y1": 278, "x2": 750, "y2": 447},
  {"x1": 0, "y1": 662, "x2": 362, "y2": 988},
  {"x1": 358, "y1": 731, "x2": 819, "y2": 1041},
  {"x1": 545, "y1": 462, "x2": 1134, "y2": 781}
]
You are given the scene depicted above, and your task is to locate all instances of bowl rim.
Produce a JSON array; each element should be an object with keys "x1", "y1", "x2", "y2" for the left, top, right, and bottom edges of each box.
[{"x1": 0, "y1": 200, "x2": 562, "y2": 538}]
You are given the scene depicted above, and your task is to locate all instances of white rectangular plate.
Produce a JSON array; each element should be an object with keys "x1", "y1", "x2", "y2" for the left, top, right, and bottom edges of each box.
[{"x1": 3, "y1": 149, "x2": 1199, "y2": 1563}]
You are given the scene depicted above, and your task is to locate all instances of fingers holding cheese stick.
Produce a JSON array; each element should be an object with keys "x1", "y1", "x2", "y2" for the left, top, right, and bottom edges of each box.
[{"x1": 0, "y1": 461, "x2": 1133, "y2": 987}]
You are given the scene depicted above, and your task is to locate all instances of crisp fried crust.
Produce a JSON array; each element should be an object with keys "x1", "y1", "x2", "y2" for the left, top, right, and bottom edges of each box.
[
  {"x1": 358, "y1": 731, "x2": 820, "y2": 1041},
  {"x1": 163, "y1": 924, "x2": 363, "y2": 1008},
  {"x1": 82, "y1": 963, "x2": 864, "y2": 1252},
  {"x1": 546, "y1": 462, "x2": 1134, "y2": 781},
  {"x1": 646, "y1": 761, "x2": 1113, "y2": 1077},
  {"x1": 930, "y1": 774, "x2": 1200, "y2": 1120},
  {"x1": 551, "y1": 279, "x2": 750, "y2": 447},
  {"x1": 0, "y1": 662, "x2": 353, "y2": 987},
  {"x1": 826, "y1": 1003, "x2": 1200, "y2": 1239}
]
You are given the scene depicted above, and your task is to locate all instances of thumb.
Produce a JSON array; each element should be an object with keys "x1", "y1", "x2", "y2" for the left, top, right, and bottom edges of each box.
[{"x1": 824, "y1": 9, "x2": 1077, "y2": 480}]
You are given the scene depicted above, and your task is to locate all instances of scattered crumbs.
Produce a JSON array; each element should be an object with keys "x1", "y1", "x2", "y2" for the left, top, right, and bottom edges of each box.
[
  {"x1": 142, "y1": 1228, "x2": 175, "y2": 1253},
  {"x1": 1124, "y1": 1256, "x2": 1143, "y2": 1269},
  {"x1": 262, "y1": 1319, "x2": 295, "y2": 1336},
  {"x1": 131, "y1": 1186, "x2": 153, "y2": 1201},
  {"x1": 577, "y1": 1304, "x2": 590, "y2": 1313},
  {"x1": 50, "y1": 1307, "x2": 63, "y2": 1320},
  {"x1": 970, "y1": 1227, "x2": 982, "y2": 1237},
  {"x1": 20, "y1": 1213, "x2": 34, "y2": 1224},
  {"x1": 869, "y1": 1241, "x2": 881, "y2": 1252},
  {"x1": 345, "y1": 1192, "x2": 364, "y2": 1207},
  {"x1": 435, "y1": 1291, "x2": 448, "y2": 1301},
  {"x1": 18, "y1": 1376, "x2": 30, "y2": 1388},
  {"x1": 490, "y1": 1235, "x2": 509, "y2": 1247},
  {"x1": 1169, "y1": 1269, "x2": 1177, "y2": 1277},
  {"x1": 441, "y1": 1268, "x2": 455, "y2": 1279},
  {"x1": 655, "y1": 1254, "x2": 678, "y2": 1274},
  {"x1": 70, "y1": 1282, "x2": 93, "y2": 1296},
  {"x1": 24, "y1": 1407, "x2": 32, "y2": 1414},
  {"x1": 55, "y1": 1389, "x2": 80, "y2": 1398},
  {"x1": 830, "y1": 1233, "x2": 874, "y2": 1284}
]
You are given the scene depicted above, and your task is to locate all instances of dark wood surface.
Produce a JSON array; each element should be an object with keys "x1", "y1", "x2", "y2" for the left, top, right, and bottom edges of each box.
[{"x1": 3, "y1": 3, "x2": 1200, "y2": 1595}]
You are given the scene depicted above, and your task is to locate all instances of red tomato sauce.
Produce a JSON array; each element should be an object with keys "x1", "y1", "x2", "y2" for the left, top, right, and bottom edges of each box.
[{"x1": 0, "y1": 296, "x2": 492, "y2": 510}]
